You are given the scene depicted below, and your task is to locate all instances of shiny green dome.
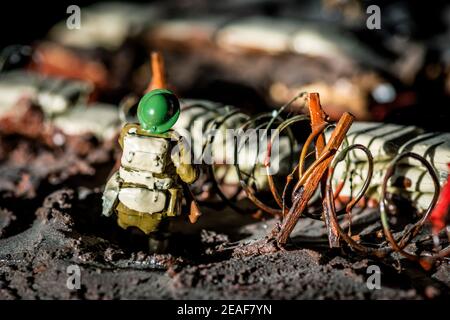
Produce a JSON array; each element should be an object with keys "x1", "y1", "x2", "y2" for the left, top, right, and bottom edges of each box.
[{"x1": 137, "y1": 89, "x2": 180, "y2": 134}]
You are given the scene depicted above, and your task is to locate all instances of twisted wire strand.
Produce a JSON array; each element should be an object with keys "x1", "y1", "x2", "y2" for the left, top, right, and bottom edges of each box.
[
  {"x1": 179, "y1": 99, "x2": 449, "y2": 264},
  {"x1": 325, "y1": 146, "x2": 449, "y2": 262}
]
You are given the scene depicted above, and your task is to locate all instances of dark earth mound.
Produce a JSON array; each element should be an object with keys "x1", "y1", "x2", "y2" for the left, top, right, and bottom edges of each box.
[{"x1": 0, "y1": 186, "x2": 448, "y2": 299}]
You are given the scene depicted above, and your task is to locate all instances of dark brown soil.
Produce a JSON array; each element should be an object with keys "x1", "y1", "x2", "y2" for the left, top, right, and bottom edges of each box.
[{"x1": 0, "y1": 183, "x2": 448, "y2": 299}]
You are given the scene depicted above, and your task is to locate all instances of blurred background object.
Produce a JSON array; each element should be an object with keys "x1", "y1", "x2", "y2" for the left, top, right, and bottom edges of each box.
[{"x1": 1, "y1": 0, "x2": 449, "y2": 131}]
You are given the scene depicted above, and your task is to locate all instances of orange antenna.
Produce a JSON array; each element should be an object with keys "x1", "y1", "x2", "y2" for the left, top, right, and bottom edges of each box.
[
  {"x1": 145, "y1": 52, "x2": 166, "y2": 92},
  {"x1": 308, "y1": 93, "x2": 328, "y2": 157}
]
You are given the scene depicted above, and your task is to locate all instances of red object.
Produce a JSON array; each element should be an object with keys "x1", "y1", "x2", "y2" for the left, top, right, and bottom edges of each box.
[
  {"x1": 29, "y1": 42, "x2": 108, "y2": 92},
  {"x1": 429, "y1": 164, "x2": 450, "y2": 234}
]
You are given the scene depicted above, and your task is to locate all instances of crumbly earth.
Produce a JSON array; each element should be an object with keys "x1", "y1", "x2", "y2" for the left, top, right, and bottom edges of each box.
[{"x1": 0, "y1": 186, "x2": 448, "y2": 300}]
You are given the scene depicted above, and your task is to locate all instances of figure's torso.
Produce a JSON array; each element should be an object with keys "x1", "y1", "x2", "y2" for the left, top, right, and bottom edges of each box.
[{"x1": 117, "y1": 128, "x2": 180, "y2": 215}]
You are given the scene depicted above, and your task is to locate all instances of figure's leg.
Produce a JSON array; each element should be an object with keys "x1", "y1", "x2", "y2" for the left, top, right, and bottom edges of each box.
[
  {"x1": 148, "y1": 225, "x2": 170, "y2": 253},
  {"x1": 166, "y1": 188, "x2": 182, "y2": 217},
  {"x1": 145, "y1": 188, "x2": 183, "y2": 253},
  {"x1": 116, "y1": 202, "x2": 171, "y2": 253},
  {"x1": 116, "y1": 202, "x2": 163, "y2": 235}
]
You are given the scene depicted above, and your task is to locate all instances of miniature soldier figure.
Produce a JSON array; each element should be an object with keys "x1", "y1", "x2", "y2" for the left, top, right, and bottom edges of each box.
[{"x1": 102, "y1": 53, "x2": 198, "y2": 252}]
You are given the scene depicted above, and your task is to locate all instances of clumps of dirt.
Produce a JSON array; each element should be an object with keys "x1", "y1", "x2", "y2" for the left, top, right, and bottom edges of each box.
[
  {"x1": 0, "y1": 186, "x2": 448, "y2": 299},
  {"x1": 431, "y1": 261, "x2": 450, "y2": 292},
  {"x1": 0, "y1": 208, "x2": 16, "y2": 238},
  {"x1": 0, "y1": 188, "x2": 175, "y2": 299},
  {"x1": 200, "y1": 230, "x2": 230, "y2": 255},
  {"x1": 0, "y1": 101, "x2": 115, "y2": 199},
  {"x1": 169, "y1": 249, "x2": 424, "y2": 299}
]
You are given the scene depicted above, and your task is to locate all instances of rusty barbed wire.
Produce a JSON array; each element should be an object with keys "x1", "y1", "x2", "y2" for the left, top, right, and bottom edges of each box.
[
  {"x1": 192, "y1": 92, "x2": 449, "y2": 267},
  {"x1": 324, "y1": 146, "x2": 450, "y2": 267}
]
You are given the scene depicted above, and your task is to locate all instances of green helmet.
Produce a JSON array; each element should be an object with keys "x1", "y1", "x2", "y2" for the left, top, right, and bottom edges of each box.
[{"x1": 137, "y1": 89, "x2": 180, "y2": 134}]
